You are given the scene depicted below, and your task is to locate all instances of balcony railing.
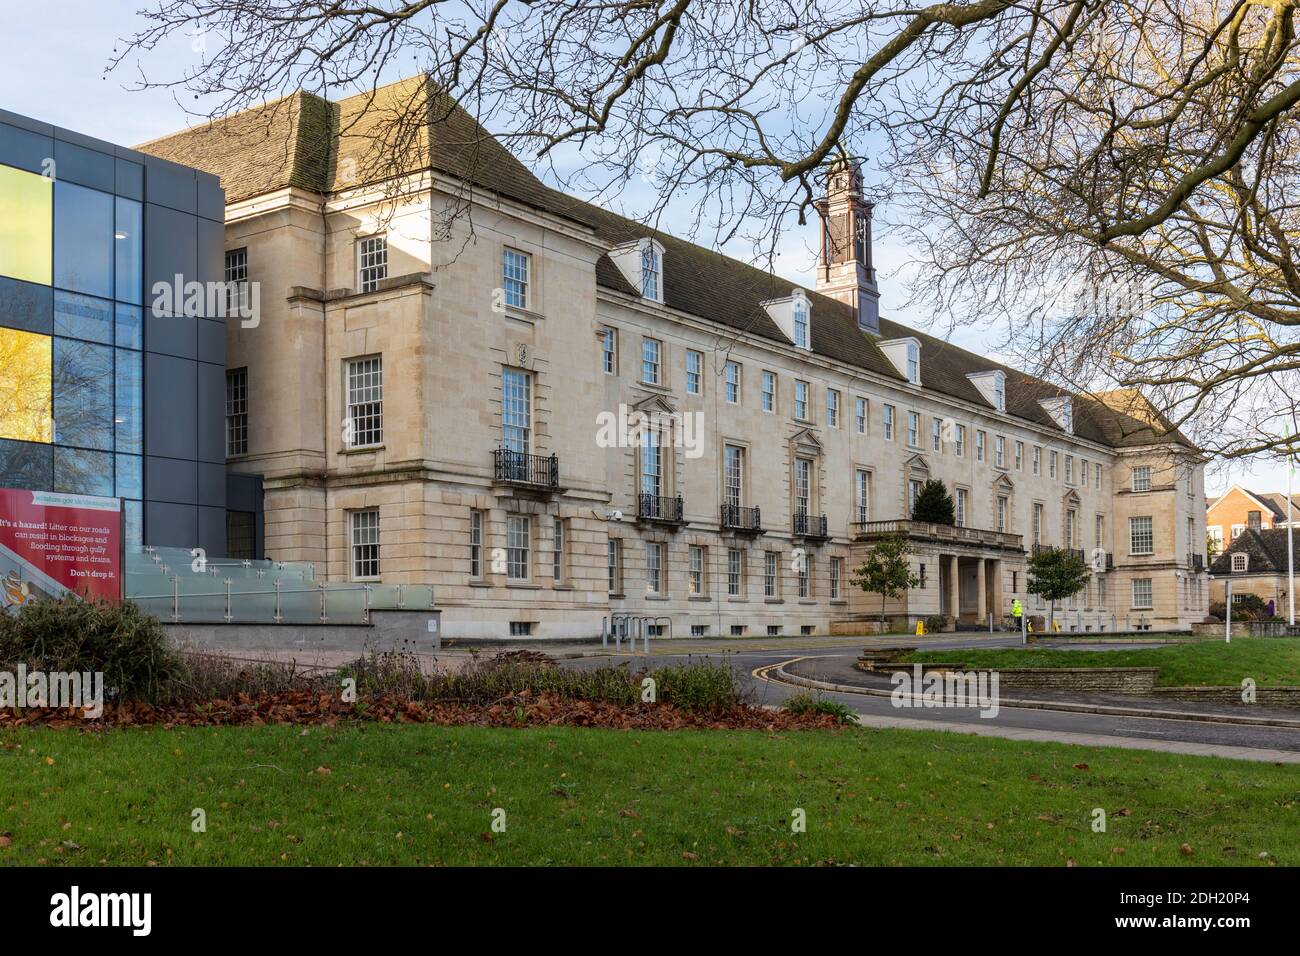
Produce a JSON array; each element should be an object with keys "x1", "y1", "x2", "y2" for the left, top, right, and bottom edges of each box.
[
  {"x1": 1188, "y1": 552, "x2": 1205, "y2": 571},
  {"x1": 721, "y1": 503, "x2": 763, "y2": 534},
  {"x1": 1032, "y1": 543, "x2": 1087, "y2": 563},
  {"x1": 854, "y1": 518, "x2": 1022, "y2": 551},
  {"x1": 493, "y1": 448, "x2": 559, "y2": 490},
  {"x1": 793, "y1": 510, "x2": 829, "y2": 540},
  {"x1": 638, "y1": 493, "x2": 684, "y2": 525}
]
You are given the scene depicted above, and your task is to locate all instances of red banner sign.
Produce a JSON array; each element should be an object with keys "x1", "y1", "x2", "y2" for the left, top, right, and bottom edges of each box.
[{"x1": 0, "y1": 489, "x2": 122, "y2": 608}]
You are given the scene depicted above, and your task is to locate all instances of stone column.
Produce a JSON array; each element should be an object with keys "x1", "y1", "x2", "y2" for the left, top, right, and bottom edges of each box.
[
  {"x1": 988, "y1": 558, "x2": 1000, "y2": 618},
  {"x1": 948, "y1": 554, "x2": 960, "y2": 623},
  {"x1": 976, "y1": 557, "x2": 987, "y2": 626}
]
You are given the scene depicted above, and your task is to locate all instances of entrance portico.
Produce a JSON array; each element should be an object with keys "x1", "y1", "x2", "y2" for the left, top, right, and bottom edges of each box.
[
  {"x1": 852, "y1": 519, "x2": 1025, "y2": 629},
  {"x1": 940, "y1": 554, "x2": 1004, "y2": 625}
]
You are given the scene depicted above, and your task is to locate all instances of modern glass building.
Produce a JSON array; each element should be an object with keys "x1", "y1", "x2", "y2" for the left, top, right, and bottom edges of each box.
[{"x1": 0, "y1": 109, "x2": 228, "y2": 554}]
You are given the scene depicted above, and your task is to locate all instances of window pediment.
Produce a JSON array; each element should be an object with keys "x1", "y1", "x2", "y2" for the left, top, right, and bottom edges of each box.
[
  {"x1": 788, "y1": 426, "x2": 824, "y2": 458},
  {"x1": 631, "y1": 394, "x2": 677, "y2": 417}
]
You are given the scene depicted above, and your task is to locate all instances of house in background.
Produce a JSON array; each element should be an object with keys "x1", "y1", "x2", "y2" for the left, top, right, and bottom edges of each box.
[
  {"x1": 1207, "y1": 526, "x2": 1296, "y2": 612},
  {"x1": 1206, "y1": 485, "x2": 1300, "y2": 555}
]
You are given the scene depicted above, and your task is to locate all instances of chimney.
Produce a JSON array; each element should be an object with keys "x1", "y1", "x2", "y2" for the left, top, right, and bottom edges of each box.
[{"x1": 814, "y1": 159, "x2": 880, "y2": 335}]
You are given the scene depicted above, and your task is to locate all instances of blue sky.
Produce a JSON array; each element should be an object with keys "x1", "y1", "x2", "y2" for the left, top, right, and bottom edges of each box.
[{"x1": 3, "y1": 0, "x2": 1281, "y2": 497}]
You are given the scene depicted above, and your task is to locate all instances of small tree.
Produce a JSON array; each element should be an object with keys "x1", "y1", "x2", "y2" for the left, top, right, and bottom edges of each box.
[
  {"x1": 1206, "y1": 532, "x2": 1220, "y2": 560},
  {"x1": 1026, "y1": 548, "x2": 1091, "y2": 631},
  {"x1": 911, "y1": 478, "x2": 956, "y2": 524},
  {"x1": 851, "y1": 534, "x2": 921, "y2": 625}
]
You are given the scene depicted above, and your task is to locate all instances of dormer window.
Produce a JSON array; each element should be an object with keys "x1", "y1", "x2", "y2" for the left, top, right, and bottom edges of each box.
[
  {"x1": 1038, "y1": 395, "x2": 1074, "y2": 434},
  {"x1": 640, "y1": 243, "x2": 660, "y2": 300},
  {"x1": 609, "y1": 238, "x2": 665, "y2": 304},
  {"x1": 878, "y1": 337, "x2": 922, "y2": 385},
  {"x1": 1232, "y1": 553, "x2": 1248, "y2": 572},
  {"x1": 793, "y1": 298, "x2": 810, "y2": 349},
  {"x1": 759, "y1": 289, "x2": 813, "y2": 351},
  {"x1": 967, "y1": 369, "x2": 1007, "y2": 411}
]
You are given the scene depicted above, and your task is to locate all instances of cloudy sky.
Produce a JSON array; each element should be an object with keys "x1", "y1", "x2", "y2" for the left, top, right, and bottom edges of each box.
[{"x1": 4, "y1": 0, "x2": 1288, "y2": 497}]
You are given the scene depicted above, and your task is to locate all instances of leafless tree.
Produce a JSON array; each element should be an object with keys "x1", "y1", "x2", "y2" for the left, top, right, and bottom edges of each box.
[{"x1": 111, "y1": 0, "x2": 1300, "y2": 463}]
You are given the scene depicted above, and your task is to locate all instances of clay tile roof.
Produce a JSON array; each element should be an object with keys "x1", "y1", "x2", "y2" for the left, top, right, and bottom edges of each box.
[
  {"x1": 1251, "y1": 491, "x2": 1300, "y2": 520},
  {"x1": 134, "y1": 75, "x2": 1196, "y2": 452},
  {"x1": 1209, "y1": 527, "x2": 1295, "y2": 574}
]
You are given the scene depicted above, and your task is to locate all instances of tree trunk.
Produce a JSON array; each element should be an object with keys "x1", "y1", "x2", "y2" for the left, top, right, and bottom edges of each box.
[{"x1": 1050, "y1": 600, "x2": 1056, "y2": 632}]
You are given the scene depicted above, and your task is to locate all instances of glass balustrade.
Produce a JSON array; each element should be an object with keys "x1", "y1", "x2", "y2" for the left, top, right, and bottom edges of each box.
[{"x1": 123, "y1": 547, "x2": 434, "y2": 624}]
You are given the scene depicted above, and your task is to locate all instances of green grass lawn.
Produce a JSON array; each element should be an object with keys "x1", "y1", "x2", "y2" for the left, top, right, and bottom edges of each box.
[
  {"x1": 1, "y1": 724, "x2": 1295, "y2": 866},
  {"x1": 905, "y1": 638, "x2": 1300, "y2": 687}
]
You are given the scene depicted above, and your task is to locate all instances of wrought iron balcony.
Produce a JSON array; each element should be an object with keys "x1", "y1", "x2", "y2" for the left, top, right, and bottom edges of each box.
[
  {"x1": 1188, "y1": 552, "x2": 1205, "y2": 571},
  {"x1": 493, "y1": 448, "x2": 559, "y2": 490},
  {"x1": 638, "y1": 493, "x2": 684, "y2": 526},
  {"x1": 1031, "y1": 543, "x2": 1087, "y2": 563},
  {"x1": 720, "y1": 503, "x2": 763, "y2": 534},
  {"x1": 793, "y1": 510, "x2": 829, "y2": 541}
]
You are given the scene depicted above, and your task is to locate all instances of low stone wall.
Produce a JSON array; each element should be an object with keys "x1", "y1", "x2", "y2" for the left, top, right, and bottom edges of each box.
[
  {"x1": 1191, "y1": 621, "x2": 1251, "y2": 638},
  {"x1": 830, "y1": 620, "x2": 887, "y2": 636},
  {"x1": 165, "y1": 610, "x2": 440, "y2": 654},
  {"x1": 857, "y1": 658, "x2": 1160, "y2": 694},
  {"x1": 1153, "y1": 686, "x2": 1300, "y2": 709}
]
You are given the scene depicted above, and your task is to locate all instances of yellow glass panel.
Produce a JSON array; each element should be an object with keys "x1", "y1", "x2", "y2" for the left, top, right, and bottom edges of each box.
[
  {"x1": 0, "y1": 164, "x2": 53, "y2": 286},
  {"x1": 0, "y1": 327, "x2": 53, "y2": 443}
]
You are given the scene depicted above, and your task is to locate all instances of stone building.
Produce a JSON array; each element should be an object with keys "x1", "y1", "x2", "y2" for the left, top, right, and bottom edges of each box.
[
  {"x1": 1207, "y1": 527, "x2": 1295, "y2": 613},
  {"x1": 136, "y1": 76, "x2": 1209, "y2": 637}
]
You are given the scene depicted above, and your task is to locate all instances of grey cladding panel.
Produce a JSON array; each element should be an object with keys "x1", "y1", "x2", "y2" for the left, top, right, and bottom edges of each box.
[{"x1": 145, "y1": 352, "x2": 198, "y2": 461}]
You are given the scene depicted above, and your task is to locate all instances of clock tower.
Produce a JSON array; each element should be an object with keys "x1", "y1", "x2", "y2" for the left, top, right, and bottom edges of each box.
[{"x1": 815, "y1": 160, "x2": 880, "y2": 334}]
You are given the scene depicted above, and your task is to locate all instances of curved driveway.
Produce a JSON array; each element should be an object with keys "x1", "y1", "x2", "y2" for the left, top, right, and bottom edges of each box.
[{"x1": 567, "y1": 637, "x2": 1300, "y2": 763}]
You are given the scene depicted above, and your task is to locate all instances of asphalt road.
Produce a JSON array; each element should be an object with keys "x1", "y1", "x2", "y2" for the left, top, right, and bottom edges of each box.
[{"x1": 565, "y1": 639, "x2": 1300, "y2": 758}]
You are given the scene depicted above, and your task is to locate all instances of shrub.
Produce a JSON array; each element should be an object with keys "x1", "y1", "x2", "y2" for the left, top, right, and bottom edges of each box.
[
  {"x1": 652, "y1": 659, "x2": 743, "y2": 709},
  {"x1": 1208, "y1": 596, "x2": 1269, "y2": 621},
  {"x1": 924, "y1": 615, "x2": 947, "y2": 634},
  {"x1": 0, "y1": 597, "x2": 186, "y2": 702},
  {"x1": 164, "y1": 649, "x2": 327, "y2": 704},
  {"x1": 781, "y1": 693, "x2": 858, "y2": 725},
  {"x1": 334, "y1": 650, "x2": 741, "y2": 711},
  {"x1": 911, "y1": 478, "x2": 956, "y2": 524}
]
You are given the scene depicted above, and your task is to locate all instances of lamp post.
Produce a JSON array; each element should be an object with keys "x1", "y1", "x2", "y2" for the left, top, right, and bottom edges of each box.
[{"x1": 1210, "y1": 573, "x2": 1230, "y2": 644}]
